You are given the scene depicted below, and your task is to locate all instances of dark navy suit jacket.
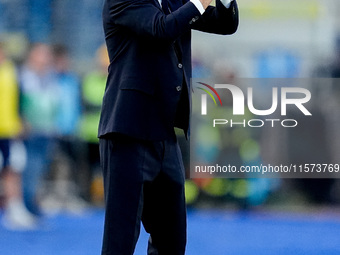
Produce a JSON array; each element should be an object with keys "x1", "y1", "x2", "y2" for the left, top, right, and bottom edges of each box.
[{"x1": 98, "y1": 0, "x2": 238, "y2": 140}]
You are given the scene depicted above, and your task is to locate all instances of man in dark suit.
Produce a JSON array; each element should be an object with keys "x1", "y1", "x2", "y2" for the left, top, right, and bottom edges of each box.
[{"x1": 99, "y1": 0, "x2": 238, "y2": 253}]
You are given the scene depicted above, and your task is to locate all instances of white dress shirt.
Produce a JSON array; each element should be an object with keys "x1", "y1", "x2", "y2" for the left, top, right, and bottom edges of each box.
[{"x1": 157, "y1": 0, "x2": 234, "y2": 15}]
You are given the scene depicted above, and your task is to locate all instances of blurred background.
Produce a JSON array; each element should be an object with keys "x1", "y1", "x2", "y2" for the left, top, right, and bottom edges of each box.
[{"x1": 1, "y1": 0, "x2": 340, "y2": 254}]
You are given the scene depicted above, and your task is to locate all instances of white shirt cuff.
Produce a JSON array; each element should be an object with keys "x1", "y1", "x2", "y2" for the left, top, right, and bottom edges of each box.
[
  {"x1": 221, "y1": 0, "x2": 233, "y2": 8},
  {"x1": 190, "y1": 0, "x2": 205, "y2": 15}
]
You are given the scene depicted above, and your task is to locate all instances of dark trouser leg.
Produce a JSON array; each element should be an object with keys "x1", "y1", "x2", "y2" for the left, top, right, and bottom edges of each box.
[
  {"x1": 100, "y1": 134, "x2": 186, "y2": 255},
  {"x1": 100, "y1": 136, "x2": 145, "y2": 255},
  {"x1": 142, "y1": 138, "x2": 187, "y2": 255},
  {"x1": 142, "y1": 174, "x2": 186, "y2": 255}
]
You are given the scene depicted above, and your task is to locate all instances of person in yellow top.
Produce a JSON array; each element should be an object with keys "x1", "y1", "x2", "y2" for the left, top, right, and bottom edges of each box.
[
  {"x1": 0, "y1": 42, "x2": 37, "y2": 230},
  {"x1": 78, "y1": 45, "x2": 108, "y2": 202},
  {"x1": 0, "y1": 49, "x2": 22, "y2": 138}
]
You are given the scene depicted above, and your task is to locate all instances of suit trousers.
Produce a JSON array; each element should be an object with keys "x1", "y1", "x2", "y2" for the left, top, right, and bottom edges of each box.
[{"x1": 99, "y1": 133, "x2": 187, "y2": 255}]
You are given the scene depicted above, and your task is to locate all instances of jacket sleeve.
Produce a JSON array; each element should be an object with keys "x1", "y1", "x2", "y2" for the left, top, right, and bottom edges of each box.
[
  {"x1": 191, "y1": 0, "x2": 239, "y2": 35},
  {"x1": 105, "y1": 0, "x2": 201, "y2": 40}
]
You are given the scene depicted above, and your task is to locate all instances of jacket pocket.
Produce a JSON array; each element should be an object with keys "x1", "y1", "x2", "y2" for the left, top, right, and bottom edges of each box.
[{"x1": 119, "y1": 78, "x2": 155, "y2": 96}]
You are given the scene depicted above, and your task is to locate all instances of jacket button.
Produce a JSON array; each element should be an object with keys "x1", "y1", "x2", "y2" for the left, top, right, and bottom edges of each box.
[
  {"x1": 176, "y1": 86, "x2": 182, "y2": 91},
  {"x1": 178, "y1": 63, "x2": 183, "y2": 69}
]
